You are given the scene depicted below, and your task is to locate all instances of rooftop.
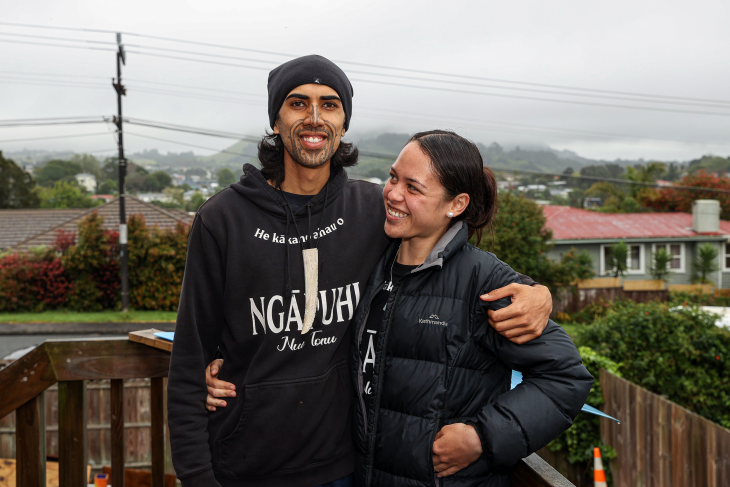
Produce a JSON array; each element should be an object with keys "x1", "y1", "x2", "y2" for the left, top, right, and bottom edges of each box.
[
  {"x1": 1, "y1": 196, "x2": 193, "y2": 251},
  {"x1": 543, "y1": 205, "x2": 730, "y2": 241}
]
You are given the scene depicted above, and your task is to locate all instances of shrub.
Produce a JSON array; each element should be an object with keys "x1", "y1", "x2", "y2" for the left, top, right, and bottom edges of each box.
[
  {"x1": 576, "y1": 301, "x2": 730, "y2": 428},
  {"x1": 0, "y1": 248, "x2": 72, "y2": 312},
  {"x1": 61, "y1": 212, "x2": 120, "y2": 310},
  {"x1": 127, "y1": 215, "x2": 189, "y2": 311}
]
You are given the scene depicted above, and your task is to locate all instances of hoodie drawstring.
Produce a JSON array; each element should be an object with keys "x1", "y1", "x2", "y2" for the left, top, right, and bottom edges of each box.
[{"x1": 283, "y1": 203, "x2": 293, "y2": 298}]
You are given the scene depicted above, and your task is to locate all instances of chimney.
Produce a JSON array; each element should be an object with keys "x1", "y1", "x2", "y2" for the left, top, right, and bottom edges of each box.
[{"x1": 692, "y1": 199, "x2": 720, "y2": 233}]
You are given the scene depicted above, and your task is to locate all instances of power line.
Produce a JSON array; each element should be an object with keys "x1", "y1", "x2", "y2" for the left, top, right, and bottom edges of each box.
[
  {"x1": 0, "y1": 120, "x2": 107, "y2": 127},
  {"x1": 124, "y1": 131, "x2": 258, "y2": 159},
  {"x1": 0, "y1": 132, "x2": 112, "y2": 143},
  {"x1": 0, "y1": 38, "x2": 114, "y2": 53},
  {"x1": 4, "y1": 21, "x2": 727, "y2": 107},
  {"x1": 0, "y1": 30, "x2": 115, "y2": 46}
]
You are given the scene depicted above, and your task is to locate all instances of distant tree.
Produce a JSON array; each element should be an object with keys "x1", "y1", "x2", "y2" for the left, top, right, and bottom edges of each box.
[
  {"x1": 185, "y1": 167, "x2": 207, "y2": 177},
  {"x1": 163, "y1": 187, "x2": 185, "y2": 206},
  {"x1": 70, "y1": 154, "x2": 101, "y2": 180},
  {"x1": 97, "y1": 179, "x2": 117, "y2": 195},
  {"x1": 38, "y1": 180, "x2": 100, "y2": 208},
  {"x1": 143, "y1": 171, "x2": 172, "y2": 192},
  {"x1": 217, "y1": 168, "x2": 237, "y2": 187},
  {"x1": 637, "y1": 170, "x2": 730, "y2": 220},
  {"x1": 35, "y1": 159, "x2": 82, "y2": 186},
  {"x1": 186, "y1": 191, "x2": 206, "y2": 212},
  {"x1": 562, "y1": 167, "x2": 574, "y2": 175},
  {"x1": 626, "y1": 162, "x2": 665, "y2": 198},
  {"x1": 649, "y1": 247, "x2": 672, "y2": 282},
  {"x1": 0, "y1": 151, "x2": 40, "y2": 208},
  {"x1": 693, "y1": 243, "x2": 719, "y2": 285},
  {"x1": 476, "y1": 193, "x2": 592, "y2": 292}
]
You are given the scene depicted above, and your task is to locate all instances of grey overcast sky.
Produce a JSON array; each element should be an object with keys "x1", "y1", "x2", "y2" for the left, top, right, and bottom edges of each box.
[{"x1": 1, "y1": 0, "x2": 729, "y2": 162}]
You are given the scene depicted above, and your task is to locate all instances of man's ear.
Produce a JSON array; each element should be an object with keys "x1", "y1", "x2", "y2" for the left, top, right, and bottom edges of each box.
[{"x1": 273, "y1": 115, "x2": 281, "y2": 135}]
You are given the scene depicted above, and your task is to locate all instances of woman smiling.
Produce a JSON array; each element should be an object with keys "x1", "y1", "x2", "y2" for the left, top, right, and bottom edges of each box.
[{"x1": 351, "y1": 130, "x2": 592, "y2": 487}]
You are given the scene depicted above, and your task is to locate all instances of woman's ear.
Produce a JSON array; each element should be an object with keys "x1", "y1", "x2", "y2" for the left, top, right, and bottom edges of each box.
[{"x1": 450, "y1": 193, "x2": 470, "y2": 218}]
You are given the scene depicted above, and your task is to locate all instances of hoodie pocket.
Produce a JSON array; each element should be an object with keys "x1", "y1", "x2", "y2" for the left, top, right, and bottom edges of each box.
[{"x1": 218, "y1": 361, "x2": 353, "y2": 478}]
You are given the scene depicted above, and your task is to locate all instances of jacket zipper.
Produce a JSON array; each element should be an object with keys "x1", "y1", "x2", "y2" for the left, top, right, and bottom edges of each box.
[
  {"x1": 364, "y1": 284, "x2": 403, "y2": 487},
  {"x1": 432, "y1": 413, "x2": 444, "y2": 487}
]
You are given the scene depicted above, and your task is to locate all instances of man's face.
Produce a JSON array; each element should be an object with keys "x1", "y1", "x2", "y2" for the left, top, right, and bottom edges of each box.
[{"x1": 274, "y1": 83, "x2": 346, "y2": 169}]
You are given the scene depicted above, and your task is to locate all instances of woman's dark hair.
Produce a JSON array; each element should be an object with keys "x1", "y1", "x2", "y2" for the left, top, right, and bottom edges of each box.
[
  {"x1": 257, "y1": 132, "x2": 359, "y2": 188},
  {"x1": 409, "y1": 130, "x2": 498, "y2": 245}
]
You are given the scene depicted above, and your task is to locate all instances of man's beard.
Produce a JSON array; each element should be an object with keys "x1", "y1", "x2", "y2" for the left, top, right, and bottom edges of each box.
[{"x1": 283, "y1": 125, "x2": 340, "y2": 168}]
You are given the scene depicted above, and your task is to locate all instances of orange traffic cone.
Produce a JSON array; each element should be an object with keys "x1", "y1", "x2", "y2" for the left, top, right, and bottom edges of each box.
[{"x1": 593, "y1": 447, "x2": 607, "y2": 487}]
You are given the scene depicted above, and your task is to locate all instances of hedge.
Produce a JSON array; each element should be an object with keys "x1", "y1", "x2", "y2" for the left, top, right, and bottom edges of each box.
[{"x1": 0, "y1": 212, "x2": 190, "y2": 312}]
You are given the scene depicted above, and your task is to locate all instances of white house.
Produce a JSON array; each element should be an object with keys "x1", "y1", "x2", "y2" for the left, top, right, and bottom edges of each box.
[{"x1": 74, "y1": 173, "x2": 97, "y2": 193}]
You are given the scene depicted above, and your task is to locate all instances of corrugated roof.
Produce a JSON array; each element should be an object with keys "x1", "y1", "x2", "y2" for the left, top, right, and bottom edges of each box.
[
  {"x1": 0, "y1": 209, "x2": 85, "y2": 250},
  {"x1": 9, "y1": 196, "x2": 194, "y2": 251},
  {"x1": 543, "y1": 205, "x2": 730, "y2": 241}
]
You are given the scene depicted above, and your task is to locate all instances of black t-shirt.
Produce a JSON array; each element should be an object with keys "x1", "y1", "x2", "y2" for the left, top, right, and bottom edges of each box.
[
  {"x1": 359, "y1": 260, "x2": 419, "y2": 412},
  {"x1": 281, "y1": 190, "x2": 315, "y2": 212}
]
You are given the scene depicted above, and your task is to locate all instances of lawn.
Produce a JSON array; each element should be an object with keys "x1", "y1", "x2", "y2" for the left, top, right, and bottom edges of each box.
[{"x1": 0, "y1": 310, "x2": 177, "y2": 323}]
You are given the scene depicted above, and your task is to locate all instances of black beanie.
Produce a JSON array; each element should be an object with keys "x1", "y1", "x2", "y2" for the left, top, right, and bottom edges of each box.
[{"x1": 267, "y1": 55, "x2": 354, "y2": 130}]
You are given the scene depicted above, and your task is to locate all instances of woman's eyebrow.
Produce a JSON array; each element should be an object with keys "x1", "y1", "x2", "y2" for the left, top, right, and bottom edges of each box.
[{"x1": 406, "y1": 177, "x2": 426, "y2": 188}]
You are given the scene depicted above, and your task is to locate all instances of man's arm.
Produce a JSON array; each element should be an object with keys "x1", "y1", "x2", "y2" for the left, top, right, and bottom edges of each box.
[
  {"x1": 167, "y1": 215, "x2": 226, "y2": 487},
  {"x1": 480, "y1": 273, "x2": 552, "y2": 344}
]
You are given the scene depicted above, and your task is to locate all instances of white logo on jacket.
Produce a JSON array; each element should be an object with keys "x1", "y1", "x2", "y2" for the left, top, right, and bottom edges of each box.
[{"x1": 419, "y1": 314, "x2": 448, "y2": 326}]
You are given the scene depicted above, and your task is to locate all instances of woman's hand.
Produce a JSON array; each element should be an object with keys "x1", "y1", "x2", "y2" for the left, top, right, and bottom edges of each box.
[
  {"x1": 432, "y1": 423, "x2": 483, "y2": 477},
  {"x1": 481, "y1": 283, "x2": 552, "y2": 344},
  {"x1": 205, "y1": 359, "x2": 236, "y2": 411}
]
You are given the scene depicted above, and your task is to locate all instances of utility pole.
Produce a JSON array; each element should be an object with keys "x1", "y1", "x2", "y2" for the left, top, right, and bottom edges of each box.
[{"x1": 113, "y1": 33, "x2": 129, "y2": 312}]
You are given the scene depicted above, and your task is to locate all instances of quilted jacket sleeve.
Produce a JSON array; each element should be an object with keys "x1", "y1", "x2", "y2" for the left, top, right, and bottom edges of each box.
[{"x1": 473, "y1": 263, "x2": 593, "y2": 468}]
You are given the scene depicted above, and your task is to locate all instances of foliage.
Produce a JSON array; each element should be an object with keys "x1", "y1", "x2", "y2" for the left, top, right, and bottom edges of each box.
[
  {"x1": 669, "y1": 290, "x2": 730, "y2": 307},
  {"x1": 649, "y1": 247, "x2": 672, "y2": 282},
  {"x1": 186, "y1": 191, "x2": 206, "y2": 212},
  {"x1": 70, "y1": 154, "x2": 101, "y2": 180},
  {"x1": 637, "y1": 170, "x2": 730, "y2": 220},
  {"x1": 687, "y1": 155, "x2": 730, "y2": 175},
  {"x1": 576, "y1": 301, "x2": 730, "y2": 428},
  {"x1": 217, "y1": 167, "x2": 237, "y2": 186},
  {"x1": 548, "y1": 346, "x2": 619, "y2": 483},
  {"x1": 570, "y1": 298, "x2": 616, "y2": 324},
  {"x1": 0, "y1": 248, "x2": 72, "y2": 312},
  {"x1": 693, "y1": 243, "x2": 719, "y2": 284},
  {"x1": 34, "y1": 159, "x2": 83, "y2": 186},
  {"x1": 127, "y1": 214, "x2": 189, "y2": 311},
  {"x1": 0, "y1": 151, "x2": 40, "y2": 209},
  {"x1": 61, "y1": 213, "x2": 120, "y2": 311},
  {"x1": 37, "y1": 180, "x2": 101, "y2": 208},
  {"x1": 605, "y1": 242, "x2": 628, "y2": 277},
  {"x1": 0, "y1": 213, "x2": 191, "y2": 312}
]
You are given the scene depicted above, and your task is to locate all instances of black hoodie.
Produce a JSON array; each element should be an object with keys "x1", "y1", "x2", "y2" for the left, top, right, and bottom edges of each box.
[{"x1": 167, "y1": 164, "x2": 390, "y2": 487}]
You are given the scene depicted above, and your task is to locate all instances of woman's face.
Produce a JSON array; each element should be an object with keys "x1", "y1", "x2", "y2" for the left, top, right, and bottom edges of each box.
[{"x1": 383, "y1": 142, "x2": 459, "y2": 241}]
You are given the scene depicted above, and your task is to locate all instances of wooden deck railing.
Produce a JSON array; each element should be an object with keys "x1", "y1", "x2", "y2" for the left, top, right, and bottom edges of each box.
[{"x1": 0, "y1": 336, "x2": 575, "y2": 487}]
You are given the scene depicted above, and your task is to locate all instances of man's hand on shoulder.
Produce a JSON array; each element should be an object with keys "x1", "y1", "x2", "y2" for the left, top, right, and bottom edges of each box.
[{"x1": 480, "y1": 283, "x2": 552, "y2": 344}]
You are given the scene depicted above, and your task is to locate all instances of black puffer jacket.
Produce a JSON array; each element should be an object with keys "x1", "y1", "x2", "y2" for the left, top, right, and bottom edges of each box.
[{"x1": 350, "y1": 222, "x2": 593, "y2": 487}]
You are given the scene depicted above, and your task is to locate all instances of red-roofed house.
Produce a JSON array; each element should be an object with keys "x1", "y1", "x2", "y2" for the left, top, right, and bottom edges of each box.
[{"x1": 543, "y1": 200, "x2": 730, "y2": 287}]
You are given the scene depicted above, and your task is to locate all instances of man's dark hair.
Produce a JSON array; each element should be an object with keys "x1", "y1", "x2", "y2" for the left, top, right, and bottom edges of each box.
[
  {"x1": 257, "y1": 132, "x2": 359, "y2": 188},
  {"x1": 409, "y1": 130, "x2": 498, "y2": 245}
]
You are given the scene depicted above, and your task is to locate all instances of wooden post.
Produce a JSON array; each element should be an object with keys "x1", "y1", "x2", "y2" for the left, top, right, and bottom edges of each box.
[
  {"x1": 150, "y1": 377, "x2": 165, "y2": 487},
  {"x1": 16, "y1": 394, "x2": 46, "y2": 487},
  {"x1": 111, "y1": 378, "x2": 125, "y2": 487},
  {"x1": 58, "y1": 381, "x2": 87, "y2": 487}
]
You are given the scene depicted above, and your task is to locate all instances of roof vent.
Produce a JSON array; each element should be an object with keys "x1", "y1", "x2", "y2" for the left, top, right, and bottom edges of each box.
[{"x1": 692, "y1": 199, "x2": 720, "y2": 233}]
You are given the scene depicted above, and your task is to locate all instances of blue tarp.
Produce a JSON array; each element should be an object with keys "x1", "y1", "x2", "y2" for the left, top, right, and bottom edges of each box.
[{"x1": 155, "y1": 332, "x2": 619, "y2": 423}]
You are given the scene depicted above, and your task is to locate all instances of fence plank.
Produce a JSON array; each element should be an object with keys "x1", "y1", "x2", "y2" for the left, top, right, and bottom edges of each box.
[
  {"x1": 111, "y1": 379, "x2": 125, "y2": 487},
  {"x1": 58, "y1": 381, "x2": 87, "y2": 487},
  {"x1": 150, "y1": 377, "x2": 165, "y2": 487},
  {"x1": 600, "y1": 370, "x2": 730, "y2": 487},
  {"x1": 16, "y1": 394, "x2": 45, "y2": 487}
]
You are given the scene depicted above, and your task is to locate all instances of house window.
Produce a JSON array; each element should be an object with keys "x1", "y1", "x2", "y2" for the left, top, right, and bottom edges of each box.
[
  {"x1": 652, "y1": 243, "x2": 685, "y2": 273},
  {"x1": 725, "y1": 242, "x2": 730, "y2": 270},
  {"x1": 601, "y1": 243, "x2": 645, "y2": 275}
]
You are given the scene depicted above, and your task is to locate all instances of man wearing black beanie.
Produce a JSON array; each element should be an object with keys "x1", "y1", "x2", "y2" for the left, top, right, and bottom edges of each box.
[{"x1": 167, "y1": 54, "x2": 554, "y2": 487}]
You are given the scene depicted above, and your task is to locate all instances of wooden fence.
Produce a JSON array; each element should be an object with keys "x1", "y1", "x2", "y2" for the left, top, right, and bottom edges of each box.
[
  {"x1": 553, "y1": 288, "x2": 668, "y2": 315},
  {"x1": 600, "y1": 370, "x2": 730, "y2": 486},
  {"x1": 0, "y1": 379, "x2": 173, "y2": 477}
]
